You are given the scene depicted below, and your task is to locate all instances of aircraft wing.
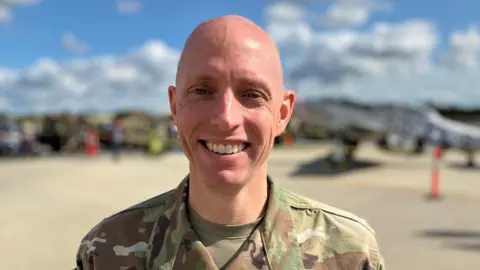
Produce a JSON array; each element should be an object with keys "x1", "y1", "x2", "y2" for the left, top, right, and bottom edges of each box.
[
  {"x1": 425, "y1": 113, "x2": 480, "y2": 150},
  {"x1": 292, "y1": 98, "x2": 388, "y2": 141}
]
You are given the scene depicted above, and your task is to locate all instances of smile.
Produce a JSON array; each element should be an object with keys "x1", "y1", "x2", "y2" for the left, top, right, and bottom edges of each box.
[{"x1": 199, "y1": 140, "x2": 250, "y2": 155}]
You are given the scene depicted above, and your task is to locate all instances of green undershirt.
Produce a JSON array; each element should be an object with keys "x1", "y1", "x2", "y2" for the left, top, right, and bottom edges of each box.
[{"x1": 188, "y1": 207, "x2": 263, "y2": 269}]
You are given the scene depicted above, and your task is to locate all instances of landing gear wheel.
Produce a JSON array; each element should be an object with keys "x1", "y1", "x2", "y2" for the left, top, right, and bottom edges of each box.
[
  {"x1": 326, "y1": 139, "x2": 357, "y2": 169},
  {"x1": 466, "y1": 152, "x2": 476, "y2": 168}
]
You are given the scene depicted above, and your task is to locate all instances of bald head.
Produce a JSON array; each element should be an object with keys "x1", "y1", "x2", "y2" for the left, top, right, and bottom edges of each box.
[
  {"x1": 175, "y1": 15, "x2": 284, "y2": 91},
  {"x1": 168, "y1": 15, "x2": 296, "y2": 189},
  {"x1": 182, "y1": 15, "x2": 277, "y2": 54}
]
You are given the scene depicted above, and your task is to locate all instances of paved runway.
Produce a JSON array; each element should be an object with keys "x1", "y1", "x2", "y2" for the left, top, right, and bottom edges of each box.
[{"x1": 1, "y1": 143, "x2": 479, "y2": 270}]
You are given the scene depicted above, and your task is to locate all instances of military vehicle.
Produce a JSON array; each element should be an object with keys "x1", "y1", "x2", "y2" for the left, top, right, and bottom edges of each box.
[
  {"x1": 8, "y1": 110, "x2": 173, "y2": 155},
  {"x1": 35, "y1": 113, "x2": 95, "y2": 153},
  {"x1": 112, "y1": 111, "x2": 172, "y2": 153}
]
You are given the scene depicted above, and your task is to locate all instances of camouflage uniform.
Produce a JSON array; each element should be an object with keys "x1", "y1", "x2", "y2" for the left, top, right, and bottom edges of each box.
[{"x1": 75, "y1": 176, "x2": 385, "y2": 269}]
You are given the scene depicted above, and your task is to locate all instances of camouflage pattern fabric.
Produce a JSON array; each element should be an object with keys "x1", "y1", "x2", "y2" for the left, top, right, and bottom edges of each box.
[{"x1": 75, "y1": 176, "x2": 385, "y2": 269}]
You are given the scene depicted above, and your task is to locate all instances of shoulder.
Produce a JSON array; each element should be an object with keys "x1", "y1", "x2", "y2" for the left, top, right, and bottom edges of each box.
[
  {"x1": 278, "y1": 188, "x2": 384, "y2": 268},
  {"x1": 75, "y1": 189, "x2": 175, "y2": 269},
  {"x1": 280, "y1": 187, "x2": 375, "y2": 234},
  {"x1": 117, "y1": 189, "x2": 175, "y2": 214},
  {"x1": 85, "y1": 188, "x2": 175, "y2": 235}
]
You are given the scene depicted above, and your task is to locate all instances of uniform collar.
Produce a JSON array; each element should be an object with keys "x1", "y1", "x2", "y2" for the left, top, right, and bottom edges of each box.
[{"x1": 146, "y1": 175, "x2": 303, "y2": 269}]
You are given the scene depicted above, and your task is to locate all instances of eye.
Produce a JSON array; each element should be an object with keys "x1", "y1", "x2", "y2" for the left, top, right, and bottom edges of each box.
[
  {"x1": 192, "y1": 88, "x2": 211, "y2": 96},
  {"x1": 244, "y1": 90, "x2": 263, "y2": 99}
]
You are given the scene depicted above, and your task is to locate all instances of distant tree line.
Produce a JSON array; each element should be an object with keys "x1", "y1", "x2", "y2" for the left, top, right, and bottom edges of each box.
[{"x1": 3, "y1": 103, "x2": 480, "y2": 124}]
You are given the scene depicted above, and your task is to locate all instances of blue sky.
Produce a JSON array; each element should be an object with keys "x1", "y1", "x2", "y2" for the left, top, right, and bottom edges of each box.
[
  {"x1": 1, "y1": 0, "x2": 265, "y2": 68},
  {"x1": 0, "y1": 0, "x2": 480, "y2": 114},
  {"x1": 2, "y1": 0, "x2": 479, "y2": 67},
  {"x1": 372, "y1": 0, "x2": 480, "y2": 53}
]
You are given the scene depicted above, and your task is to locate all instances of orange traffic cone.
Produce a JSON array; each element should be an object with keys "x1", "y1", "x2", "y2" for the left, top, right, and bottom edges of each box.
[
  {"x1": 284, "y1": 135, "x2": 293, "y2": 146},
  {"x1": 85, "y1": 130, "x2": 98, "y2": 158}
]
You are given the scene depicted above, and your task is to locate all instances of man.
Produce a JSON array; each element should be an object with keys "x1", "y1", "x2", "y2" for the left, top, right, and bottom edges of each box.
[
  {"x1": 111, "y1": 120, "x2": 123, "y2": 161},
  {"x1": 75, "y1": 15, "x2": 385, "y2": 270}
]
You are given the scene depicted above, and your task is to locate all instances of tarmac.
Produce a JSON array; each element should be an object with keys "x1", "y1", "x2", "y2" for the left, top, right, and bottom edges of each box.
[{"x1": 0, "y1": 142, "x2": 479, "y2": 270}]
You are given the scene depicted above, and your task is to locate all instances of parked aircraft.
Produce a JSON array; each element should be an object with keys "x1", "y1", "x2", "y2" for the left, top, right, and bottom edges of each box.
[
  {"x1": 291, "y1": 98, "x2": 480, "y2": 167},
  {"x1": 415, "y1": 107, "x2": 480, "y2": 167}
]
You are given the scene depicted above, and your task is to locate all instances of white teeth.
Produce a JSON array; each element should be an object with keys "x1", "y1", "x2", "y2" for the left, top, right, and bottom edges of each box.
[
  {"x1": 218, "y1": 144, "x2": 225, "y2": 153},
  {"x1": 204, "y1": 142, "x2": 246, "y2": 155}
]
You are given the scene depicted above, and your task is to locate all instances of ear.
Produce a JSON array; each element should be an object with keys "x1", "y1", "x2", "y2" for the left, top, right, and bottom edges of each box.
[
  {"x1": 276, "y1": 89, "x2": 295, "y2": 137},
  {"x1": 168, "y1": 85, "x2": 177, "y2": 125}
]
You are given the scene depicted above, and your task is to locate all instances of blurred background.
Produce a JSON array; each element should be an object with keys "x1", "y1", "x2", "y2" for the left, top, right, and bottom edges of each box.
[{"x1": 1, "y1": 0, "x2": 479, "y2": 269}]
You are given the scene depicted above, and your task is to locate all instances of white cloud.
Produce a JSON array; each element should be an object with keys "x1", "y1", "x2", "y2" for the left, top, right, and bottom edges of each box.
[
  {"x1": 265, "y1": 1, "x2": 305, "y2": 21},
  {"x1": 441, "y1": 25, "x2": 480, "y2": 69},
  {"x1": 61, "y1": 32, "x2": 89, "y2": 54},
  {"x1": 0, "y1": 40, "x2": 180, "y2": 114},
  {"x1": 323, "y1": 0, "x2": 393, "y2": 28},
  {"x1": 266, "y1": 0, "x2": 392, "y2": 28},
  {"x1": 0, "y1": 0, "x2": 41, "y2": 24},
  {"x1": 116, "y1": 0, "x2": 141, "y2": 14},
  {"x1": 2, "y1": 1, "x2": 480, "y2": 115},
  {"x1": 265, "y1": 1, "x2": 480, "y2": 108},
  {"x1": 278, "y1": 19, "x2": 438, "y2": 84},
  {"x1": 0, "y1": 5, "x2": 11, "y2": 23}
]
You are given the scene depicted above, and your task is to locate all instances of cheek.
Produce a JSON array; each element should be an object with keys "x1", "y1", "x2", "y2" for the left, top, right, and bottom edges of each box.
[
  {"x1": 176, "y1": 116, "x2": 193, "y2": 139},
  {"x1": 175, "y1": 103, "x2": 204, "y2": 137},
  {"x1": 245, "y1": 111, "x2": 277, "y2": 141}
]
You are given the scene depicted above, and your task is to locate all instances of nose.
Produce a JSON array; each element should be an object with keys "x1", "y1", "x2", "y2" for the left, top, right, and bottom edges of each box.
[{"x1": 210, "y1": 91, "x2": 242, "y2": 131}]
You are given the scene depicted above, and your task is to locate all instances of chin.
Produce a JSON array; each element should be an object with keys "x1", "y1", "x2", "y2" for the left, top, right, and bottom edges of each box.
[
  {"x1": 203, "y1": 168, "x2": 250, "y2": 188},
  {"x1": 191, "y1": 144, "x2": 257, "y2": 189}
]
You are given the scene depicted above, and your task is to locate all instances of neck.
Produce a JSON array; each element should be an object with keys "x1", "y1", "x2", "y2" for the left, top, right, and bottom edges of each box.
[{"x1": 188, "y1": 167, "x2": 269, "y2": 225}]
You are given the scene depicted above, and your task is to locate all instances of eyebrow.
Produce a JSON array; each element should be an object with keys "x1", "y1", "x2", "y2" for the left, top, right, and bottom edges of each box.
[
  {"x1": 190, "y1": 74, "x2": 271, "y2": 91},
  {"x1": 238, "y1": 77, "x2": 271, "y2": 93}
]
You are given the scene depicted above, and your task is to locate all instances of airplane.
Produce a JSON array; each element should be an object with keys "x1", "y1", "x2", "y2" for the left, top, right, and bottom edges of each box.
[
  {"x1": 416, "y1": 107, "x2": 480, "y2": 167},
  {"x1": 290, "y1": 97, "x2": 480, "y2": 168}
]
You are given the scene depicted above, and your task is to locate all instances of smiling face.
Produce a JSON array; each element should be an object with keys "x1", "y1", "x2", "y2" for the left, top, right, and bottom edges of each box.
[{"x1": 169, "y1": 16, "x2": 295, "y2": 190}]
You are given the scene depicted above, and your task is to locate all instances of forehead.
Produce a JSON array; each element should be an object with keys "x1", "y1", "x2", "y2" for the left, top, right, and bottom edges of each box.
[{"x1": 179, "y1": 38, "x2": 281, "y2": 89}]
